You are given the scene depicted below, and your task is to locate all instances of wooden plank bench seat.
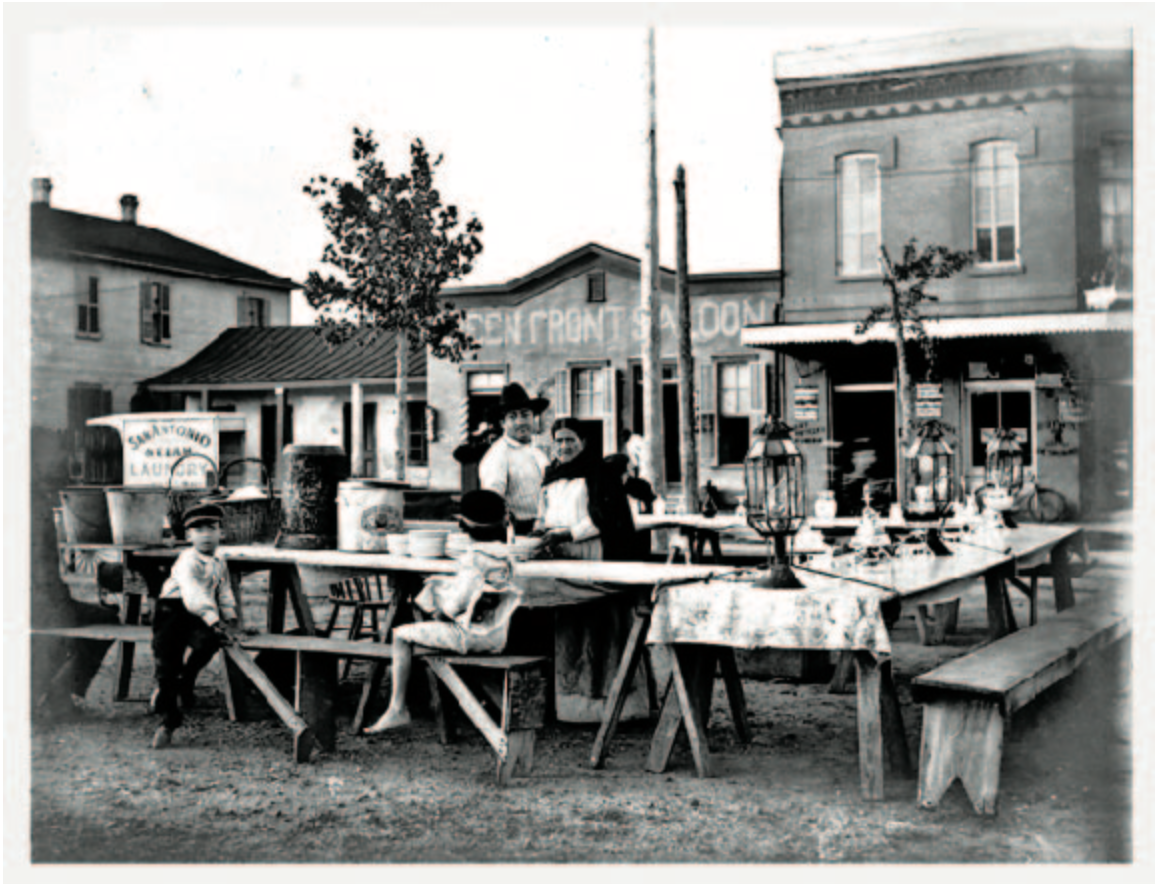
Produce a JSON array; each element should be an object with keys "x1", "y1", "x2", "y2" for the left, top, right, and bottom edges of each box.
[
  {"x1": 239, "y1": 633, "x2": 548, "y2": 781},
  {"x1": 911, "y1": 600, "x2": 1129, "y2": 815},
  {"x1": 423, "y1": 655, "x2": 548, "y2": 785}
]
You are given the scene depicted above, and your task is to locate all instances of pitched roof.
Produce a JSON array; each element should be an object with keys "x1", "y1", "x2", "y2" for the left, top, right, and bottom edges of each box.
[
  {"x1": 442, "y1": 241, "x2": 780, "y2": 307},
  {"x1": 142, "y1": 327, "x2": 426, "y2": 389},
  {"x1": 31, "y1": 203, "x2": 297, "y2": 291}
]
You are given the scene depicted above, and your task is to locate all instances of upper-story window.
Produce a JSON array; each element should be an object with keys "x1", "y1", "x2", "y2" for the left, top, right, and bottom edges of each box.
[
  {"x1": 77, "y1": 276, "x2": 100, "y2": 338},
  {"x1": 972, "y1": 141, "x2": 1019, "y2": 265},
  {"x1": 587, "y1": 271, "x2": 606, "y2": 303},
  {"x1": 139, "y1": 282, "x2": 171, "y2": 344},
  {"x1": 837, "y1": 153, "x2": 881, "y2": 276},
  {"x1": 1099, "y1": 135, "x2": 1133, "y2": 274},
  {"x1": 238, "y1": 294, "x2": 268, "y2": 327}
]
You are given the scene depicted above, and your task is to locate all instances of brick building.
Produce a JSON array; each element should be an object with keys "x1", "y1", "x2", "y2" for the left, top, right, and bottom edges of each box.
[{"x1": 743, "y1": 30, "x2": 1134, "y2": 518}]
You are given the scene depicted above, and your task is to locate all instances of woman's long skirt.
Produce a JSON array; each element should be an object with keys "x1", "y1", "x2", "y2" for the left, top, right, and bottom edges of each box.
[{"x1": 553, "y1": 537, "x2": 652, "y2": 724}]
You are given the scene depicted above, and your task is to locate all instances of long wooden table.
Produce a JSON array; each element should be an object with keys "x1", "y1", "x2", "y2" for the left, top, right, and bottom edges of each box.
[
  {"x1": 100, "y1": 525, "x2": 1080, "y2": 777},
  {"x1": 593, "y1": 523, "x2": 1085, "y2": 801}
]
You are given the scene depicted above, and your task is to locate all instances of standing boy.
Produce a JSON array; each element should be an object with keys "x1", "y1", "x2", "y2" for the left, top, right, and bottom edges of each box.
[{"x1": 151, "y1": 503, "x2": 240, "y2": 749}]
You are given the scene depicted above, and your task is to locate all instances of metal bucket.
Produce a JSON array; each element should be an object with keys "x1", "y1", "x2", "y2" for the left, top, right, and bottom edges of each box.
[
  {"x1": 59, "y1": 487, "x2": 113, "y2": 544},
  {"x1": 337, "y1": 479, "x2": 408, "y2": 552},
  {"x1": 105, "y1": 487, "x2": 168, "y2": 546},
  {"x1": 278, "y1": 445, "x2": 349, "y2": 550}
]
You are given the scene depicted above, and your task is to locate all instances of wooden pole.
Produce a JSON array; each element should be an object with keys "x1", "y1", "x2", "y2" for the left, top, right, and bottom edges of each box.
[
  {"x1": 395, "y1": 332, "x2": 408, "y2": 481},
  {"x1": 674, "y1": 165, "x2": 698, "y2": 514},
  {"x1": 641, "y1": 26, "x2": 666, "y2": 495},
  {"x1": 350, "y1": 381, "x2": 364, "y2": 478}
]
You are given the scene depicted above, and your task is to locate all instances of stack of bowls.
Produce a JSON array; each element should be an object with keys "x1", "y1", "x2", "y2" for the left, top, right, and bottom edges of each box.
[
  {"x1": 385, "y1": 532, "x2": 410, "y2": 557},
  {"x1": 409, "y1": 530, "x2": 448, "y2": 559}
]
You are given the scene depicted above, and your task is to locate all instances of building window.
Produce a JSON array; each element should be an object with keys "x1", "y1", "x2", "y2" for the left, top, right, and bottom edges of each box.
[
  {"x1": 238, "y1": 294, "x2": 268, "y2": 327},
  {"x1": 408, "y1": 400, "x2": 428, "y2": 466},
  {"x1": 1099, "y1": 135, "x2": 1133, "y2": 276},
  {"x1": 77, "y1": 276, "x2": 100, "y2": 337},
  {"x1": 837, "y1": 153, "x2": 881, "y2": 276},
  {"x1": 572, "y1": 367, "x2": 609, "y2": 418},
  {"x1": 587, "y1": 271, "x2": 606, "y2": 303},
  {"x1": 966, "y1": 381, "x2": 1036, "y2": 476},
  {"x1": 139, "y1": 282, "x2": 171, "y2": 344},
  {"x1": 972, "y1": 141, "x2": 1019, "y2": 265},
  {"x1": 717, "y1": 362, "x2": 753, "y2": 465}
]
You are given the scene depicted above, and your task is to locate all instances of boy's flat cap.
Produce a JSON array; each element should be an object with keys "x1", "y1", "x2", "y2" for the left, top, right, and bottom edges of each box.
[{"x1": 183, "y1": 502, "x2": 225, "y2": 529}]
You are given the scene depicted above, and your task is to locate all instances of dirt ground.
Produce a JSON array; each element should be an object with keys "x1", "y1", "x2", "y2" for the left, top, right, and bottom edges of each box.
[{"x1": 26, "y1": 551, "x2": 1137, "y2": 865}]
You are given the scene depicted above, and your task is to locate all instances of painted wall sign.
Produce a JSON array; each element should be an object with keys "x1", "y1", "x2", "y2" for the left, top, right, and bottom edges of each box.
[
  {"x1": 915, "y1": 382, "x2": 943, "y2": 419},
  {"x1": 793, "y1": 387, "x2": 820, "y2": 422},
  {"x1": 466, "y1": 296, "x2": 772, "y2": 350},
  {"x1": 122, "y1": 416, "x2": 219, "y2": 487}
]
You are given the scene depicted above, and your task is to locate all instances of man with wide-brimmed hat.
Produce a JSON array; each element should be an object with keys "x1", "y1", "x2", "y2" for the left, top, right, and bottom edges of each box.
[{"x1": 478, "y1": 382, "x2": 551, "y2": 535}]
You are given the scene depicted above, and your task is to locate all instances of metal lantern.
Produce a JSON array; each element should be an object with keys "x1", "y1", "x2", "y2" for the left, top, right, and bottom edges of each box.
[
  {"x1": 904, "y1": 420, "x2": 956, "y2": 520},
  {"x1": 744, "y1": 418, "x2": 806, "y2": 589}
]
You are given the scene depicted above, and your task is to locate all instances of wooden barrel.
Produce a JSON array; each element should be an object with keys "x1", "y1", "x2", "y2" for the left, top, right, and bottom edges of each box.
[{"x1": 278, "y1": 445, "x2": 349, "y2": 550}]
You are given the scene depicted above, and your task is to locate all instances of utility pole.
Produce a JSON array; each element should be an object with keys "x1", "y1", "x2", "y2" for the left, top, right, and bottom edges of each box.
[
  {"x1": 674, "y1": 165, "x2": 698, "y2": 514},
  {"x1": 641, "y1": 26, "x2": 666, "y2": 496}
]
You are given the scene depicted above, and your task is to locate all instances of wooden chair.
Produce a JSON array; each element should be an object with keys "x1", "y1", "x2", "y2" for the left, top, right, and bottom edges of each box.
[{"x1": 322, "y1": 576, "x2": 399, "y2": 731}]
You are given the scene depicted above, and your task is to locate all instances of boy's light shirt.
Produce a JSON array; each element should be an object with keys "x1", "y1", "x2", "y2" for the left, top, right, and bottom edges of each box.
[{"x1": 159, "y1": 547, "x2": 236, "y2": 627}]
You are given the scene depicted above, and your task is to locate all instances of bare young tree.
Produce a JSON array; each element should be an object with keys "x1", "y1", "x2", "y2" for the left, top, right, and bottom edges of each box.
[{"x1": 856, "y1": 239, "x2": 973, "y2": 502}]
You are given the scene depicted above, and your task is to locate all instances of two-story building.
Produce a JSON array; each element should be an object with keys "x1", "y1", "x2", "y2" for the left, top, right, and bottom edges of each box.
[
  {"x1": 742, "y1": 31, "x2": 1134, "y2": 518},
  {"x1": 425, "y1": 243, "x2": 782, "y2": 502},
  {"x1": 30, "y1": 177, "x2": 297, "y2": 604},
  {"x1": 31, "y1": 177, "x2": 298, "y2": 483}
]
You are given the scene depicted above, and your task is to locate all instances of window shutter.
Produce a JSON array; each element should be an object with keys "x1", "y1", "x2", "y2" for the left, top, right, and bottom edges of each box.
[
  {"x1": 139, "y1": 282, "x2": 151, "y2": 342},
  {"x1": 160, "y1": 285, "x2": 170, "y2": 340},
  {"x1": 283, "y1": 404, "x2": 295, "y2": 445},
  {"x1": 238, "y1": 294, "x2": 247, "y2": 327},
  {"x1": 697, "y1": 360, "x2": 716, "y2": 466},
  {"x1": 555, "y1": 370, "x2": 571, "y2": 418},
  {"x1": 600, "y1": 365, "x2": 618, "y2": 455},
  {"x1": 749, "y1": 361, "x2": 767, "y2": 432}
]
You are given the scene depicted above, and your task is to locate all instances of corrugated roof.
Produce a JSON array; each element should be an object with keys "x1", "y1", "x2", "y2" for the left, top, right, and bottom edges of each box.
[
  {"x1": 142, "y1": 327, "x2": 427, "y2": 388},
  {"x1": 742, "y1": 311, "x2": 1133, "y2": 349},
  {"x1": 31, "y1": 203, "x2": 297, "y2": 291}
]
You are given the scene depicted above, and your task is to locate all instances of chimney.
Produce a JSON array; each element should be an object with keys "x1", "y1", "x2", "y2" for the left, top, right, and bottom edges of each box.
[
  {"x1": 120, "y1": 194, "x2": 139, "y2": 225},
  {"x1": 32, "y1": 178, "x2": 52, "y2": 206}
]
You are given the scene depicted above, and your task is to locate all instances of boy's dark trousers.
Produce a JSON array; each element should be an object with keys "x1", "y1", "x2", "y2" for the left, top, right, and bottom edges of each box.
[{"x1": 151, "y1": 598, "x2": 222, "y2": 731}]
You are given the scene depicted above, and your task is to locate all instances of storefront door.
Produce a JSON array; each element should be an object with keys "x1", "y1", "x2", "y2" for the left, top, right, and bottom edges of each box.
[
  {"x1": 830, "y1": 385, "x2": 897, "y2": 515},
  {"x1": 964, "y1": 380, "x2": 1035, "y2": 492}
]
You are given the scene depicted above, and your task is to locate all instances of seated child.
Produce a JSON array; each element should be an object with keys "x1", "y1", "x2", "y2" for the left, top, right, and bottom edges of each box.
[
  {"x1": 364, "y1": 490, "x2": 524, "y2": 733},
  {"x1": 151, "y1": 503, "x2": 241, "y2": 749}
]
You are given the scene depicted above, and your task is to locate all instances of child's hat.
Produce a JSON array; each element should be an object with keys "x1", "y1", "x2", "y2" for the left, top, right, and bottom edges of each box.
[
  {"x1": 183, "y1": 502, "x2": 225, "y2": 529},
  {"x1": 458, "y1": 490, "x2": 507, "y2": 530}
]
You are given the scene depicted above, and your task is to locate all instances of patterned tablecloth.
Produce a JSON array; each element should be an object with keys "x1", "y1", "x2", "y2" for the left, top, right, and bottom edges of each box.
[{"x1": 646, "y1": 570, "x2": 895, "y2": 657}]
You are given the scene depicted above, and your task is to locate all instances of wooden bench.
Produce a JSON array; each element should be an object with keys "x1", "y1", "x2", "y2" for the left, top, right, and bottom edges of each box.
[
  {"x1": 31, "y1": 625, "x2": 315, "y2": 757},
  {"x1": 911, "y1": 601, "x2": 1129, "y2": 815},
  {"x1": 237, "y1": 634, "x2": 547, "y2": 782},
  {"x1": 424, "y1": 654, "x2": 548, "y2": 785}
]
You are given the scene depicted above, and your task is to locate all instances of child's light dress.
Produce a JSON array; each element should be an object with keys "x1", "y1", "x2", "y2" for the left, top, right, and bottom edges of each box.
[{"x1": 394, "y1": 544, "x2": 523, "y2": 655}]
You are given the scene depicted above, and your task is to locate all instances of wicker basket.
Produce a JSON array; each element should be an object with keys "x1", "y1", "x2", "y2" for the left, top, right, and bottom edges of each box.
[
  {"x1": 213, "y1": 458, "x2": 279, "y2": 545},
  {"x1": 167, "y1": 453, "x2": 220, "y2": 541}
]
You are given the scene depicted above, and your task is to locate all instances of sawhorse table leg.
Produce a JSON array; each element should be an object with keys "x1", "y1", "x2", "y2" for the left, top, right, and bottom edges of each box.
[
  {"x1": 591, "y1": 600, "x2": 653, "y2": 769},
  {"x1": 645, "y1": 644, "x2": 749, "y2": 778}
]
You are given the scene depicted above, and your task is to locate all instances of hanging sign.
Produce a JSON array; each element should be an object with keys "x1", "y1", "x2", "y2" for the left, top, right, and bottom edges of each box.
[
  {"x1": 121, "y1": 416, "x2": 219, "y2": 487},
  {"x1": 915, "y1": 383, "x2": 943, "y2": 419},
  {"x1": 793, "y1": 387, "x2": 819, "y2": 422}
]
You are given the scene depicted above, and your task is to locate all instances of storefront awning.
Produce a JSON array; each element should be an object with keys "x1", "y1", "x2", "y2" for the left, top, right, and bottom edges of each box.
[{"x1": 741, "y1": 311, "x2": 1133, "y2": 349}]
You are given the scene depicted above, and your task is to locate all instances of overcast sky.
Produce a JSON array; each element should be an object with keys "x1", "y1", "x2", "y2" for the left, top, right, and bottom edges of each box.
[{"x1": 10, "y1": 4, "x2": 1145, "y2": 323}]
